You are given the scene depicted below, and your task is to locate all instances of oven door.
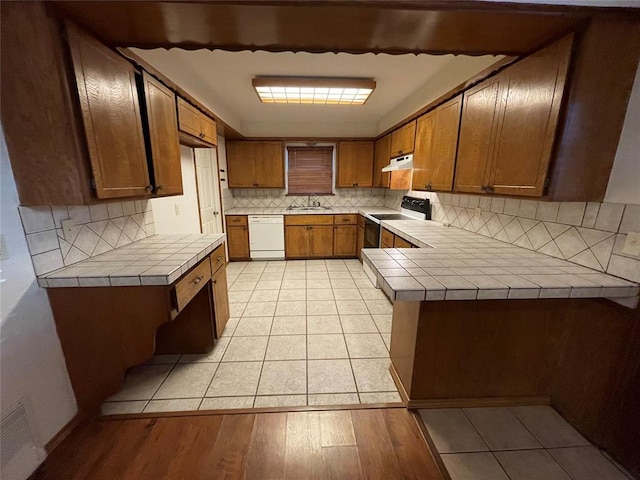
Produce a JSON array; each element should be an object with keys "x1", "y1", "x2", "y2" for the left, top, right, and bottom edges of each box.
[{"x1": 364, "y1": 218, "x2": 380, "y2": 249}]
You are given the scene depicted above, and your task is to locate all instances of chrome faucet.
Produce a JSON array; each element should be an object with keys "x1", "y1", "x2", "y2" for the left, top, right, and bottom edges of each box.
[{"x1": 307, "y1": 194, "x2": 320, "y2": 207}]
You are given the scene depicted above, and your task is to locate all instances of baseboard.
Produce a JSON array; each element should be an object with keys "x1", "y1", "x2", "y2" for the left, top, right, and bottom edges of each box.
[
  {"x1": 407, "y1": 396, "x2": 551, "y2": 409},
  {"x1": 389, "y1": 363, "x2": 409, "y2": 406},
  {"x1": 100, "y1": 402, "x2": 405, "y2": 420},
  {"x1": 45, "y1": 413, "x2": 82, "y2": 453}
]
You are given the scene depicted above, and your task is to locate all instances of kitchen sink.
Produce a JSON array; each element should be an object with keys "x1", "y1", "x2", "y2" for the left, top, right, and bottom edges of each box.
[{"x1": 286, "y1": 206, "x2": 333, "y2": 211}]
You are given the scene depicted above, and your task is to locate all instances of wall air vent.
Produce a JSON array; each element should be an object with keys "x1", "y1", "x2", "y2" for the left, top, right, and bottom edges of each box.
[{"x1": 1, "y1": 399, "x2": 46, "y2": 480}]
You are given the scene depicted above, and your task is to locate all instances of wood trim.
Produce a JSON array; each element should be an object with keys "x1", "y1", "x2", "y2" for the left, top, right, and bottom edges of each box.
[
  {"x1": 100, "y1": 402, "x2": 406, "y2": 420},
  {"x1": 407, "y1": 396, "x2": 551, "y2": 409},
  {"x1": 411, "y1": 410, "x2": 453, "y2": 480},
  {"x1": 117, "y1": 47, "x2": 244, "y2": 140},
  {"x1": 389, "y1": 362, "x2": 410, "y2": 406},
  {"x1": 44, "y1": 414, "x2": 82, "y2": 454},
  {"x1": 377, "y1": 56, "x2": 517, "y2": 139}
]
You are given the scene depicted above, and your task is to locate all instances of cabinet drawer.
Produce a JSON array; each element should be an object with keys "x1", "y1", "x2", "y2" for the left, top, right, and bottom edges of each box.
[
  {"x1": 174, "y1": 259, "x2": 211, "y2": 312},
  {"x1": 226, "y1": 215, "x2": 248, "y2": 226},
  {"x1": 209, "y1": 243, "x2": 226, "y2": 274},
  {"x1": 334, "y1": 214, "x2": 357, "y2": 225},
  {"x1": 285, "y1": 215, "x2": 334, "y2": 226},
  {"x1": 381, "y1": 228, "x2": 394, "y2": 247}
]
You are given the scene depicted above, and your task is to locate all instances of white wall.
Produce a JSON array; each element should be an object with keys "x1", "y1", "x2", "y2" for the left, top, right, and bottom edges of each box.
[
  {"x1": 605, "y1": 62, "x2": 640, "y2": 205},
  {"x1": 0, "y1": 132, "x2": 77, "y2": 469},
  {"x1": 150, "y1": 146, "x2": 202, "y2": 234}
]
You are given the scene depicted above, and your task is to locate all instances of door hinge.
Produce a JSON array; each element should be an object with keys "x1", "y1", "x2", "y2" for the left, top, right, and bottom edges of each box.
[{"x1": 90, "y1": 177, "x2": 96, "y2": 190}]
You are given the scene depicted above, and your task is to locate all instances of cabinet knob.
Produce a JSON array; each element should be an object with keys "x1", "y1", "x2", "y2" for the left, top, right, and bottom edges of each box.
[
  {"x1": 145, "y1": 185, "x2": 152, "y2": 191},
  {"x1": 486, "y1": 185, "x2": 494, "y2": 193},
  {"x1": 192, "y1": 275, "x2": 203, "y2": 285},
  {"x1": 217, "y1": 256, "x2": 223, "y2": 261},
  {"x1": 157, "y1": 185, "x2": 163, "y2": 191}
]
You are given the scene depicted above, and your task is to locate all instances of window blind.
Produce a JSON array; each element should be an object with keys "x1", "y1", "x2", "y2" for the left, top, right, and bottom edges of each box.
[{"x1": 287, "y1": 146, "x2": 333, "y2": 195}]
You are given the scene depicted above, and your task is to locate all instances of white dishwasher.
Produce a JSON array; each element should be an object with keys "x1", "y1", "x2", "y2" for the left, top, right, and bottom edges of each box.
[{"x1": 248, "y1": 215, "x2": 285, "y2": 260}]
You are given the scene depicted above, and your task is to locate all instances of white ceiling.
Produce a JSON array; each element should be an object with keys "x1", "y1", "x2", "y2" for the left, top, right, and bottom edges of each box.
[{"x1": 131, "y1": 48, "x2": 502, "y2": 138}]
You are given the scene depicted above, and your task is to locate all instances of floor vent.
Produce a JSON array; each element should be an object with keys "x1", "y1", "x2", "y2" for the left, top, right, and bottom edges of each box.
[{"x1": 1, "y1": 399, "x2": 46, "y2": 480}]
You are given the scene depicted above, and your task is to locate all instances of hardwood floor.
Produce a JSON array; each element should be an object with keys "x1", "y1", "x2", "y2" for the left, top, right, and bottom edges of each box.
[{"x1": 34, "y1": 408, "x2": 443, "y2": 479}]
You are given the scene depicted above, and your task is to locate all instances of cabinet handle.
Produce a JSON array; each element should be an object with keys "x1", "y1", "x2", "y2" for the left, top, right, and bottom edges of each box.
[
  {"x1": 217, "y1": 256, "x2": 223, "y2": 261},
  {"x1": 145, "y1": 185, "x2": 152, "y2": 191},
  {"x1": 157, "y1": 185, "x2": 163, "y2": 191},
  {"x1": 485, "y1": 185, "x2": 494, "y2": 193},
  {"x1": 192, "y1": 275, "x2": 203, "y2": 285}
]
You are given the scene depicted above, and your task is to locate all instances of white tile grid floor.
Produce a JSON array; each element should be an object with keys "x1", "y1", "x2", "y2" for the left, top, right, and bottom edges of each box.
[
  {"x1": 101, "y1": 259, "x2": 402, "y2": 415},
  {"x1": 420, "y1": 406, "x2": 635, "y2": 480}
]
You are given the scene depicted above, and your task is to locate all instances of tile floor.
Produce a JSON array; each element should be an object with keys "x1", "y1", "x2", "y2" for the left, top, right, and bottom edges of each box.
[
  {"x1": 101, "y1": 259, "x2": 401, "y2": 415},
  {"x1": 420, "y1": 406, "x2": 634, "y2": 480}
]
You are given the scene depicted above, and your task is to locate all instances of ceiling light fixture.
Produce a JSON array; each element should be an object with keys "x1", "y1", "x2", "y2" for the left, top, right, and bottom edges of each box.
[{"x1": 252, "y1": 77, "x2": 376, "y2": 105}]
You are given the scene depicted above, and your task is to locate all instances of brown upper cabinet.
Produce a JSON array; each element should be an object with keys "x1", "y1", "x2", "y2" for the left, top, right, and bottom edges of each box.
[
  {"x1": 0, "y1": 4, "x2": 187, "y2": 205},
  {"x1": 390, "y1": 120, "x2": 416, "y2": 157},
  {"x1": 337, "y1": 141, "x2": 374, "y2": 188},
  {"x1": 67, "y1": 23, "x2": 151, "y2": 200},
  {"x1": 412, "y1": 95, "x2": 463, "y2": 192},
  {"x1": 140, "y1": 72, "x2": 182, "y2": 196},
  {"x1": 177, "y1": 98, "x2": 217, "y2": 146},
  {"x1": 373, "y1": 134, "x2": 391, "y2": 188},
  {"x1": 454, "y1": 35, "x2": 572, "y2": 197},
  {"x1": 226, "y1": 141, "x2": 285, "y2": 188}
]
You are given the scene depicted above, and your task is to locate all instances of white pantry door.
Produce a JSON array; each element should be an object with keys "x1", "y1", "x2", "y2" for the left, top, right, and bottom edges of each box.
[{"x1": 194, "y1": 148, "x2": 222, "y2": 234}]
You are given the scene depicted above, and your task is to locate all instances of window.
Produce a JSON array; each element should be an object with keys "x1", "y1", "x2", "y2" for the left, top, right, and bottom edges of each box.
[{"x1": 287, "y1": 146, "x2": 333, "y2": 195}]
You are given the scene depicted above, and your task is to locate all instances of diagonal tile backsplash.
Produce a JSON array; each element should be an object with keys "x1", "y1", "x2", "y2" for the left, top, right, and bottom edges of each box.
[
  {"x1": 231, "y1": 187, "x2": 386, "y2": 208},
  {"x1": 19, "y1": 200, "x2": 155, "y2": 277},
  {"x1": 384, "y1": 189, "x2": 640, "y2": 283}
]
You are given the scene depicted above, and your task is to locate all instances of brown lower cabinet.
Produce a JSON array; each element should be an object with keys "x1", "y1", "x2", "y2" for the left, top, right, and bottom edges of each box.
[
  {"x1": 284, "y1": 214, "x2": 359, "y2": 259},
  {"x1": 211, "y1": 264, "x2": 229, "y2": 337},
  {"x1": 334, "y1": 225, "x2": 357, "y2": 257},
  {"x1": 357, "y1": 215, "x2": 365, "y2": 260},
  {"x1": 226, "y1": 216, "x2": 250, "y2": 260},
  {"x1": 382, "y1": 227, "x2": 415, "y2": 248}
]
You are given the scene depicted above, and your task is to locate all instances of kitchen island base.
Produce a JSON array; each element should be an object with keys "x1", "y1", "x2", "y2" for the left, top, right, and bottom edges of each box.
[{"x1": 390, "y1": 297, "x2": 640, "y2": 477}]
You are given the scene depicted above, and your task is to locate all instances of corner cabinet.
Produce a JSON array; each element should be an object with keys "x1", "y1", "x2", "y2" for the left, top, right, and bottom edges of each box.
[
  {"x1": 454, "y1": 35, "x2": 572, "y2": 197},
  {"x1": 227, "y1": 141, "x2": 285, "y2": 188},
  {"x1": 412, "y1": 95, "x2": 463, "y2": 192},
  {"x1": 140, "y1": 72, "x2": 182, "y2": 196},
  {"x1": 336, "y1": 141, "x2": 374, "y2": 188},
  {"x1": 67, "y1": 23, "x2": 151, "y2": 199}
]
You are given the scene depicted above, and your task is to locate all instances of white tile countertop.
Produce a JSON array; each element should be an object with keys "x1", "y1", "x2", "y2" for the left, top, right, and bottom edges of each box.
[
  {"x1": 38, "y1": 233, "x2": 225, "y2": 288},
  {"x1": 224, "y1": 206, "x2": 399, "y2": 216},
  {"x1": 362, "y1": 219, "x2": 639, "y2": 305}
]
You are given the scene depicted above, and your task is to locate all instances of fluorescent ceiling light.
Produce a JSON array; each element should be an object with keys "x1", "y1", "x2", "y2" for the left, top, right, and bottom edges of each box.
[{"x1": 252, "y1": 77, "x2": 376, "y2": 105}]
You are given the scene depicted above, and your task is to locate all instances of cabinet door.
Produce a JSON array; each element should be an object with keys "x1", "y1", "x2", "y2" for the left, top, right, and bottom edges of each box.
[
  {"x1": 393, "y1": 236, "x2": 413, "y2": 248},
  {"x1": 201, "y1": 115, "x2": 217, "y2": 145},
  {"x1": 357, "y1": 225, "x2": 365, "y2": 260},
  {"x1": 254, "y1": 142, "x2": 285, "y2": 188},
  {"x1": 227, "y1": 226, "x2": 250, "y2": 260},
  {"x1": 454, "y1": 78, "x2": 502, "y2": 193},
  {"x1": 226, "y1": 141, "x2": 256, "y2": 187},
  {"x1": 212, "y1": 265, "x2": 230, "y2": 338},
  {"x1": 411, "y1": 111, "x2": 437, "y2": 191},
  {"x1": 141, "y1": 72, "x2": 182, "y2": 196},
  {"x1": 337, "y1": 142, "x2": 358, "y2": 187},
  {"x1": 177, "y1": 97, "x2": 202, "y2": 138},
  {"x1": 390, "y1": 120, "x2": 416, "y2": 156},
  {"x1": 373, "y1": 134, "x2": 391, "y2": 188},
  {"x1": 353, "y1": 141, "x2": 374, "y2": 187},
  {"x1": 334, "y1": 225, "x2": 357, "y2": 257},
  {"x1": 67, "y1": 24, "x2": 150, "y2": 199},
  {"x1": 488, "y1": 37, "x2": 571, "y2": 196},
  {"x1": 285, "y1": 225, "x2": 309, "y2": 258},
  {"x1": 309, "y1": 226, "x2": 334, "y2": 257},
  {"x1": 430, "y1": 95, "x2": 463, "y2": 191}
]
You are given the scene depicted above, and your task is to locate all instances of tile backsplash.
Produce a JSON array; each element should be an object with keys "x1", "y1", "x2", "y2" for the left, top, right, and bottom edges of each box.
[
  {"x1": 385, "y1": 189, "x2": 640, "y2": 283},
  {"x1": 231, "y1": 188, "x2": 386, "y2": 208},
  {"x1": 19, "y1": 200, "x2": 155, "y2": 277}
]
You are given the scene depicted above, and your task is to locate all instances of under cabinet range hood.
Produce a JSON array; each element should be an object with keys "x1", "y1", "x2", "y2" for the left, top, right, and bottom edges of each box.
[{"x1": 382, "y1": 154, "x2": 413, "y2": 172}]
